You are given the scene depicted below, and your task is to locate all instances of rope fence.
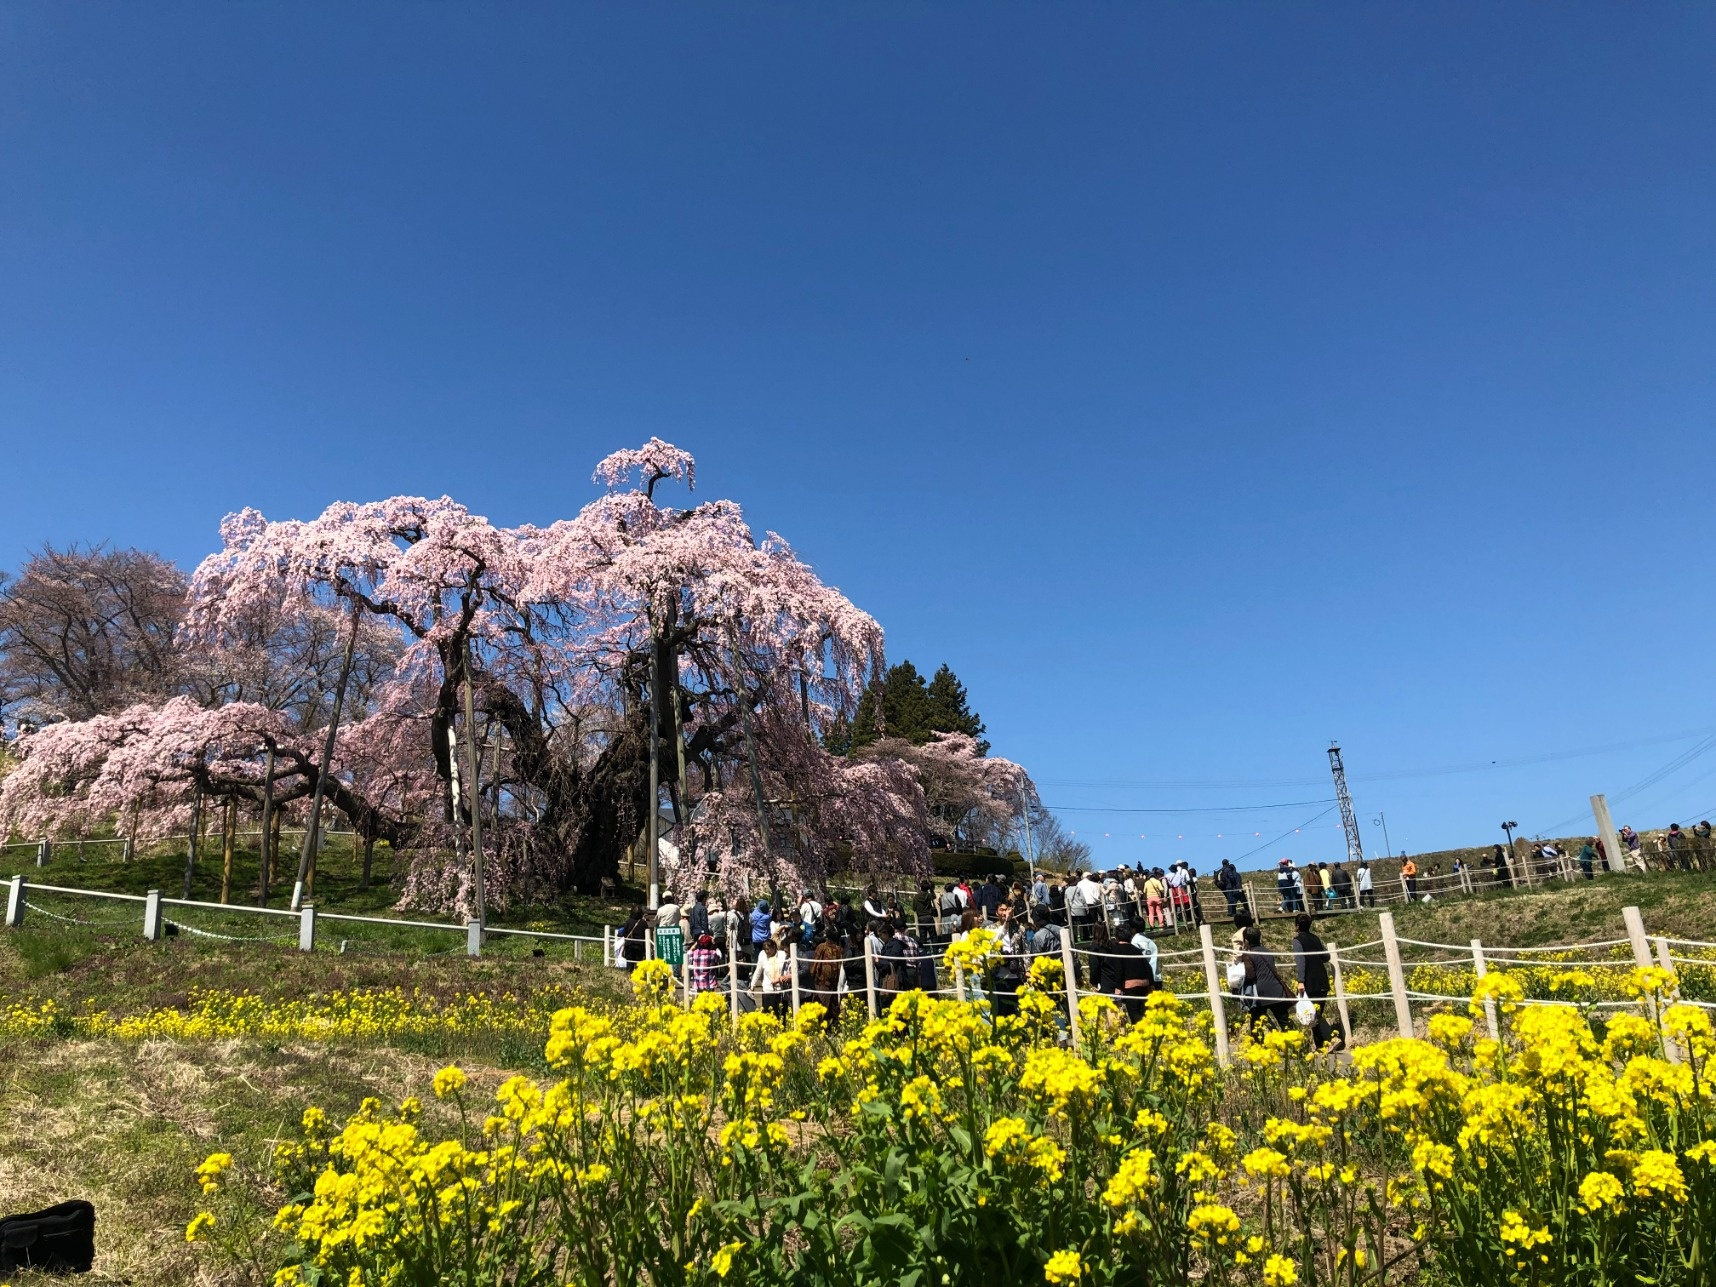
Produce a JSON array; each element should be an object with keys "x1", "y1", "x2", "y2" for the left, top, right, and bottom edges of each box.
[{"x1": 5, "y1": 872, "x2": 1705, "y2": 1069}]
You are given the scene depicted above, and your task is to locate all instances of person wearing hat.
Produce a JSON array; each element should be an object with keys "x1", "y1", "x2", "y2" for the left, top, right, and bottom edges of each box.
[{"x1": 687, "y1": 932, "x2": 725, "y2": 994}]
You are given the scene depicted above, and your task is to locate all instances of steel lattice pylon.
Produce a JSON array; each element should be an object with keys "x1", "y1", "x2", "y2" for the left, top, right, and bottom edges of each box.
[{"x1": 1328, "y1": 742, "x2": 1365, "y2": 866}]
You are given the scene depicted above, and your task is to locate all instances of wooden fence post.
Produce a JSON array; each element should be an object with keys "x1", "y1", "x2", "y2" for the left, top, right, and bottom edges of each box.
[
  {"x1": 955, "y1": 962, "x2": 967, "y2": 1002},
  {"x1": 1326, "y1": 939, "x2": 1353, "y2": 1046},
  {"x1": 4, "y1": 876, "x2": 23, "y2": 929},
  {"x1": 864, "y1": 938, "x2": 879, "y2": 1018},
  {"x1": 1060, "y1": 931, "x2": 1081, "y2": 1047},
  {"x1": 1198, "y1": 923, "x2": 1229, "y2": 1068},
  {"x1": 789, "y1": 941, "x2": 801, "y2": 1017},
  {"x1": 143, "y1": 889, "x2": 162, "y2": 941},
  {"x1": 1622, "y1": 905, "x2": 1678, "y2": 1063},
  {"x1": 1471, "y1": 939, "x2": 1499, "y2": 1041},
  {"x1": 36, "y1": 839, "x2": 49, "y2": 868},
  {"x1": 466, "y1": 920, "x2": 482, "y2": 958},
  {"x1": 1379, "y1": 912, "x2": 1413, "y2": 1038}
]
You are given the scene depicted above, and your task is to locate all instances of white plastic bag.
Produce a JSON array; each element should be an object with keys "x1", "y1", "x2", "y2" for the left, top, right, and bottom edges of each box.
[
  {"x1": 1294, "y1": 995, "x2": 1318, "y2": 1027},
  {"x1": 1225, "y1": 961, "x2": 1247, "y2": 991}
]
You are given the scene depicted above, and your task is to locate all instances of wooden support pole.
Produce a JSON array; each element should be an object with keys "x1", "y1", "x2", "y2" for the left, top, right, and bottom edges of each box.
[
  {"x1": 219, "y1": 797, "x2": 236, "y2": 905},
  {"x1": 789, "y1": 941, "x2": 801, "y2": 1017},
  {"x1": 1327, "y1": 938, "x2": 1352, "y2": 1047},
  {"x1": 1471, "y1": 940, "x2": 1499, "y2": 1041},
  {"x1": 1379, "y1": 912, "x2": 1413, "y2": 1039},
  {"x1": 1623, "y1": 905, "x2": 1679, "y2": 1062},
  {"x1": 1198, "y1": 922, "x2": 1229, "y2": 1068},
  {"x1": 1592, "y1": 794, "x2": 1628, "y2": 875},
  {"x1": 1060, "y1": 931, "x2": 1082, "y2": 1047},
  {"x1": 864, "y1": 938, "x2": 879, "y2": 1019}
]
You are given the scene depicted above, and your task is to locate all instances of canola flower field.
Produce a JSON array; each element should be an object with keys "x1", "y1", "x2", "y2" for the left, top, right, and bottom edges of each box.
[
  {"x1": 163, "y1": 949, "x2": 1716, "y2": 1287},
  {"x1": 0, "y1": 985, "x2": 580, "y2": 1054}
]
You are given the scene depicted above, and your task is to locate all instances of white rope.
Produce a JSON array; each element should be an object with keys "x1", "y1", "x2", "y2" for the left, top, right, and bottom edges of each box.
[
  {"x1": 23, "y1": 900, "x2": 136, "y2": 927},
  {"x1": 1475, "y1": 939, "x2": 1635, "y2": 955},
  {"x1": 165, "y1": 918, "x2": 295, "y2": 944}
]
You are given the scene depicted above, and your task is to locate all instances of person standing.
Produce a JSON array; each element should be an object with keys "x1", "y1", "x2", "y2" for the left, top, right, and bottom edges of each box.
[
  {"x1": 1666, "y1": 825, "x2": 1691, "y2": 871},
  {"x1": 1143, "y1": 869, "x2": 1166, "y2": 928},
  {"x1": 655, "y1": 892, "x2": 682, "y2": 933},
  {"x1": 1357, "y1": 862, "x2": 1374, "y2": 908},
  {"x1": 687, "y1": 933, "x2": 725, "y2": 994},
  {"x1": 619, "y1": 905, "x2": 649, "y2": 971},
  {"x1": 808, "y1": 935, "x2": 845, "y2": 1023},
  {"x1": 1062, "y1": 871, "x2": 1088, "y2": 938},
  {"x1": 687, "y1": 890, "x2": 711, "y2": 942},
  {"x1": 749, "y1": 899, "x2": 773, "y2": 962},
  {"x1": 1238, "y1": 925, "x2": 1292, "y2": 1032},
  {"x1": 1331, "y1": 862, "x2": 1354, "y2": 909},
  {"x1": 1290, "y1": 913, "x2": 1343, "y2": 1051},
  {"x1": 1577, "y1": 839, "x2": 1597, "y2": 880},
  {"x1": 1216, "y1": 860, "x2": 1241, "y2": 919},
  {"x1": 1400, "y1": 857, "x2": 1419, "y2": 901},
  {"x1": 1300, "y1": 862, "x2": 1323, "y2": 911},
  {"x1": 749, "y1": 938, "x2": 790, "y2": 1018},
  {"x1": 992, "y1": 902, "x2": 1028, "y2": 1017},
  {"x1": 911, "y1": 881, "x2": 937, "y2": 936}
]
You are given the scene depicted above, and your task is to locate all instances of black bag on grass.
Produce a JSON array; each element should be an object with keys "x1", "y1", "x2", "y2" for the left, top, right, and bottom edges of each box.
[{"x1": 0, "y1": 1199, "x2": 96, "y2": 1273}]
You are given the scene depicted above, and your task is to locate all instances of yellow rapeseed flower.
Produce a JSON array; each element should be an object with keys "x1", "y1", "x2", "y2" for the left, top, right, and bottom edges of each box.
[{"x1": 1043, "y1": 1248, "x2": 1082, "y2": 1283}]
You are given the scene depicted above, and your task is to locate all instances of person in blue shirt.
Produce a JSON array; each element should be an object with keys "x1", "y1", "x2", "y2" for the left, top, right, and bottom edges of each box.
[{"x1": 749, "y1": 900, "x2": 772, "y2": 963}]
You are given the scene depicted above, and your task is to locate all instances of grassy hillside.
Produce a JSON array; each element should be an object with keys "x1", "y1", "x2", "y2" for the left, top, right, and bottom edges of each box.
[{"x1": 2, "y1": 854, "x2": 1713, "y2": 1284}]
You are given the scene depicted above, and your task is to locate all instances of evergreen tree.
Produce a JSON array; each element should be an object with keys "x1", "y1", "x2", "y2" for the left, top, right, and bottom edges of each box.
[
  {"x1": 925, "y1": 663, "x2": 988, "y2": 754},
  {"x1": 848, "y1": 659, "x2": 987, "y2": 753}
]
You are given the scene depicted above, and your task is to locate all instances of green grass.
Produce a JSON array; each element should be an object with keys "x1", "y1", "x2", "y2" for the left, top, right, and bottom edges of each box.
[
  {"x1": 4, "y1": 829, "x2": 645, "y2": 923},
  {"x1": 2, "y1": 849, "x2": 1713, "y2": 1284}
]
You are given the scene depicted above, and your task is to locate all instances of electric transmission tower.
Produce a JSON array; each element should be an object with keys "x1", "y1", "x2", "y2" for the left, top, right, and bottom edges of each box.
[{"x1": 1328, "y1": 742, "x2": 1366, "y2": 867}]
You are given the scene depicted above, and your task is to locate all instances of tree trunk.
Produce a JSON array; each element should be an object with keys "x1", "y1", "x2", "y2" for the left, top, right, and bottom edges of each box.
[
  {"x1": 361, "y1": 832, "x2": 375, "y2": 891},
  {"x1": 219, "y1": 797, "x2": 236, "y2": 904}
]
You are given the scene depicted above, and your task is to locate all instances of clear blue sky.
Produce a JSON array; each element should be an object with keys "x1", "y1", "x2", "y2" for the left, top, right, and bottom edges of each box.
[{"x1": 3, "y1": 4, "x2": 1713, "y2": 869}]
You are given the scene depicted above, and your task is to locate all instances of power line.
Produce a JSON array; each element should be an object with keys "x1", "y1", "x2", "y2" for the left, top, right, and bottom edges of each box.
[
  {"x1": 1036, "y1": 724, "x2": 1716, "y2": 794},
  {"x1": 1231, "y1": 806, "x2": 1339, "y2": 865},
  {"x1": 1537, "y1": 733, "x2": 1716, "y2": 835},
  {"x1": 1044, "y1": 797, "x2": 1335, "y2": 815}
]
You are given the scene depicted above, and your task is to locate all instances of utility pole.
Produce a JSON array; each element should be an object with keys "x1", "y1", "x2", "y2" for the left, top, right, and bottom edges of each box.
[
  {"x1": 462, "y1": 636, "x2": 485, "y2": 930},
  {"x1": 1373, "y1": 812, "x2": 1392, "y2": 861},
  {"x1": 1328, "y1": 743, "x2": 1364, "y2": 868},
  {"x1": 1020, "y1": 786, "x2": 1036, "y2": 886}
]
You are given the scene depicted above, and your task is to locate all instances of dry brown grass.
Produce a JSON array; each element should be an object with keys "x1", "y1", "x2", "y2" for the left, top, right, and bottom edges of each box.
[{"x1": 0, "y1": 1038, "x2": 517, "y2": 1286}]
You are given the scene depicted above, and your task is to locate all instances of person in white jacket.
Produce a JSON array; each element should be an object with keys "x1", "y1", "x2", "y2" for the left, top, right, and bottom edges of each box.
[{"x1": 750, "y1": 938, "x2": 791, "y2": 1018}]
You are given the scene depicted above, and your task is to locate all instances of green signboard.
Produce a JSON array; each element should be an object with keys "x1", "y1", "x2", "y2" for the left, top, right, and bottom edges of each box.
[{"x1": 655, "y1": 926, "x2": 685, "y2": 967}]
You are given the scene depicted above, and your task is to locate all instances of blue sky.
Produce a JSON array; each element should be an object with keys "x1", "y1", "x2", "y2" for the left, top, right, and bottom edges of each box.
[{"x1": 3, "y1": 4, "x2": 1713, "y2": 869}]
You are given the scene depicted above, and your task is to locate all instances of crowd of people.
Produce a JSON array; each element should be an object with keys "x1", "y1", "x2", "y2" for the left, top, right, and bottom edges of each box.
[
  {"x1": 610, "y1": 863, "x2": 1348, "y2": 1049},
  {"x1": 602, "y1": 817, "x2": 1716, "y2": 1053}
]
